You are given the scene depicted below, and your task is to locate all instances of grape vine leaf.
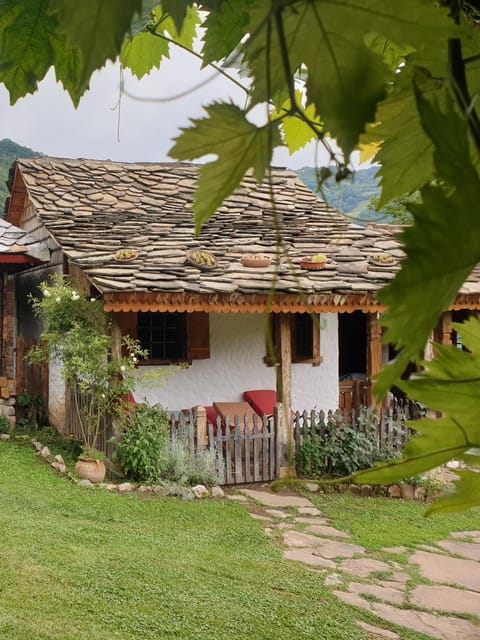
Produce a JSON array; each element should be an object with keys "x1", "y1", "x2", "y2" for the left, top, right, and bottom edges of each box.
[
  {"x1": 48, "y1": 0, "x2": 142, "y2": 102},
  {"x1": 161, "y1": 0, "x2": 193, "y2": 33},
  {"x1": 364, "y1": 69, "x2": 443, "y2": 207},
  {"x1": 121, "y1": 33, "x2": 170, "y2": 79},
  {"x1": 0, "y1": 0, "x2": 60, "y2": 104},
  {"x1": 244, "y1": 0, "x2": 456, "y2": 157},
  {"x1": 427, "y1": 471, "x2": 480, "y2": 515},
  {"x1": 354, "y1": 318, "x2": 480, "y2": 514},
  {"x1": 271, "y1": 93, "x2": 322, "y2": 153},
  {"x1": 375, "y1": 86, "x2": 480, "y2": 397},
  {"x1": 170, "y1": 102, "x2": 281, "y2": 232},
  {"x1": 122, "y1": 5, "x2": 200, "y2": 78},
  {"x1": 202, "y1": 0, "x2": 252, "y2": 66}
]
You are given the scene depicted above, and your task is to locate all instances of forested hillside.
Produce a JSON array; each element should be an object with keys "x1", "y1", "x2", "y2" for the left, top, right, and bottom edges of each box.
[
  {"x1": 0, "y1": 139, "x2": 40, "y2": 214},
  {"x1": 297, "y1": 165, "x2": 387, "y2": 224}
]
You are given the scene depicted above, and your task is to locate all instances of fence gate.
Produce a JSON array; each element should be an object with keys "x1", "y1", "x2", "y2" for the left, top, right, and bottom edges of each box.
[{"x1": 207, "y1": 415, "x2": 278, "y2": 485}]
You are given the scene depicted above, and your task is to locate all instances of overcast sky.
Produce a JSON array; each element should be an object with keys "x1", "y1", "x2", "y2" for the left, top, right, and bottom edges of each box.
[{"x1": 0, "y1": 48, "x2": 333, "y2": 170}]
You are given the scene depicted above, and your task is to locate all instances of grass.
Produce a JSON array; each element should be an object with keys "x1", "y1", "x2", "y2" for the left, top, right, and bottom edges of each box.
[
  {"x1": 307, "y1": 491, "x2": 480, "y2": 551},
  {"x1": 0, "y1": 441, "x2": 379, "y2": 640}
]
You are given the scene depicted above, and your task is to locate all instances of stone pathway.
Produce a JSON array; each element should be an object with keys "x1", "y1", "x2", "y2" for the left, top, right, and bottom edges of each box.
[{"x1": 229, "y1": 487, "x2": 480, "y2": 640}]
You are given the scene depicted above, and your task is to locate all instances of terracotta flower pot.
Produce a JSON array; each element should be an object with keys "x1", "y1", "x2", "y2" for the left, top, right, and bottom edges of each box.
[
  {"x1": 300, "y1": 256, "x2": 327, "y2": 270},
  {"x1": 75, "y1": 458, "x2": 106, "y2": 483},
  {"x1": 240, "y1": 254, "x2": 272, "y2": 268}
]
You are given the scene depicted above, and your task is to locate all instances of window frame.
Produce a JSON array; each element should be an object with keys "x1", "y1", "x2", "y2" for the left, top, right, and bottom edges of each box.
[{"x1": 265, "y1": 313, "x2": 322, "y2": 366}]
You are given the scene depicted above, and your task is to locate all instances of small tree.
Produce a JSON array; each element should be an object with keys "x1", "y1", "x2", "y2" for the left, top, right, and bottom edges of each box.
[{"x1": 29, "y1": 275, "x2": 146, "y2": 457}]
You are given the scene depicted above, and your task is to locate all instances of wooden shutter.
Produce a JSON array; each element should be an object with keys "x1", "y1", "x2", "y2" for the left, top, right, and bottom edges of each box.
[{"x1": 186, "y1": 312, "x2": 210, "y2": 360}]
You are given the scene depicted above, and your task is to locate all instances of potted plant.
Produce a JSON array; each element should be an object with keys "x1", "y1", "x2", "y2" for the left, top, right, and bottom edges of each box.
[
  {"x1": 29, "y1": 275, "x2": 146, "y2": 483},
  {"x1": 186, "y1": 249, "x2": 218, "y2": 270},
  {"x1": 114, "y1": 248, "x2": 138, "y2": 262},
  {"x1": 369, "y1": 253, "x2": 396, "y2": 267},
  {"x1": 300, "y1": 254, "x2": 327, "y2": 270}
]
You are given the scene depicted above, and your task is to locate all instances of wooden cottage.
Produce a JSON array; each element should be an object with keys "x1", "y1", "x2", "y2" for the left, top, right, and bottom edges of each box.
[{"x1": 4, "y1": 157, "x2": 480, "y2": 474}]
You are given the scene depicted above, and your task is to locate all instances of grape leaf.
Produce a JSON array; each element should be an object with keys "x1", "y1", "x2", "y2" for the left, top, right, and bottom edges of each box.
[
  {"x1": 0, "y1": 0, "x2": 59, "y2": 103},
  {"x1": 244, "y1": 0, "x2": 456, "y2": 157},
  {"x1": 355, "y1": 318, "x2": 480, "y2": 512},
  {"x1": 48, "y1": 0, "x2": 142, "y2": 102},
  {"x1": 271, "y1": 92, "x2": 322, "y2": 153},
  {"x1": 122, "y1": 5, "x2": 200, "y2": 78},
  {"x1": 426, "y1": 470, "x2": 480, "y2": 515},
  {"x1": 202, "y1": 0, "x2": 252, "y2": 66},
  {"x1": 161, "y1": 0, "x2": 193, "y2": 33},
  {"x1": 169, "y1": 102, "x2": 281, "y2": 231},
  {"x1": 375, "y1": 87, "x2": 480, "y2": 397},
  {"x1": 121, "y1": 32, "x2": 170, "y2": 79},
  {"x1": 364, "y1": 69, "x2": 443, "y2": 207}
]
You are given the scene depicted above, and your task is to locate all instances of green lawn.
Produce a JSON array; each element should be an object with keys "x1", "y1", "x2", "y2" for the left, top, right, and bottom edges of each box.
[
  {"x1": 308, "y1": 491, "x2": 480, "y2": 551},
  {"x1": 0, "y1": 442, "x2": 370, "y2": 640}
]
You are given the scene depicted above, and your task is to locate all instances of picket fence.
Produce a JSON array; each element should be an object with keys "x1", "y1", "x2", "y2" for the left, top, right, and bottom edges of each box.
[
  {"x1": 170, "y1": 410, "x2": 278, "y2": 485},
  {"x1": 66, "y1": 389, "x2": 416, "y2": 485}
]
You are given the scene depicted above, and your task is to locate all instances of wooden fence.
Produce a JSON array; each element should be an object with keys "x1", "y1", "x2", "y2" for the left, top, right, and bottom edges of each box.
[
  {"x1": 293, "y1": 403, "x2": 415, "y2": 457},
  {"x1": 170, "y1": 409, "x2": 278, "y2": 485},
  {"x1": 66, "y1": 394, "x2": 415, "y2": 485}
]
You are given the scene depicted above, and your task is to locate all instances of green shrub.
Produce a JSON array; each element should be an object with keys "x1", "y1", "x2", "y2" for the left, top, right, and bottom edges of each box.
[
  {"x1": 0, "y1": 414, "x2": 10, "y2": 434},
  {"x1": 295, "y1": 410, "x2": 402, "y2": 478},
  {"x1": 112, "y1": 404, "x2": 169, "y2": 482},
  {"x1": 158, "y1": 430, "x2": 225, "y2": 487}
]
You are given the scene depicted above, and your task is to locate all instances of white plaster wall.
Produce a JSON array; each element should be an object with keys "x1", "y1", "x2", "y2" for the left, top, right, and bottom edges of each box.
[
  {"x1": 135, "y1": 313, "x2": 339, "y2": 413},
  {"x1": 48, "y1": 359, "x2": 66, "y2": 431}
]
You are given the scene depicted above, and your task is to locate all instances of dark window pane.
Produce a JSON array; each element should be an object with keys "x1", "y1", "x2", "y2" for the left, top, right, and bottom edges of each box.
[
  {"x1": 295, "y1": 314, "x2": 313, "y2": 358},
  {"x1": 137, "y1": 312, "x2": 186, "y2": 361}
]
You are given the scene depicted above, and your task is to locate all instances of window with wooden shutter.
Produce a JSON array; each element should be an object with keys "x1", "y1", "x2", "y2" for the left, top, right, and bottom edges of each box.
[
  {"x1": 116, "y1": 311, "x2": 210, "y2": 364},
  {"x1": 265, "y1": 313, "x2": 322, "y2": 366},
  {"x1": 186, "y1": 312, "x2": 210, "y2": 360}
]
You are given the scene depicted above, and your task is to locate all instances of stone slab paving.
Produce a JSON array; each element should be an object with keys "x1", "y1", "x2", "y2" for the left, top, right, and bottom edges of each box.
[
  {"x1": 411, "y1": 584, "x2": 480, "y2": 616},
  {"x1": 335, "y1": 591, "x2": 480, "y2": 640},
  {"x1": 238, "y1": 488, "x2": 313, "y2": 508},
  {"x1": 304, "y1": 524, "x2": 351, "y2": 539},
  {"x1": 264, "y1": 509, "x2": 290, "y2": 519},
  {"x1": 283, "y1": 548, "x2": 336, "y2": 569},
  {"x1": 347, "y1": 581, "x2": 405, "y2": 605},
  {"x1": 437, "y1": 539, "x2": 480, "y2": 561},
  {"x1": 411, "y1": 550, "x2": 480, "y2": 591},
  {"x1": 340, "y1": 557, "x2": 394, "y2": 578},
  {"x1": 232, "y1": 487, "x2": 480, "y2": 639},
  {"x1": 356, "y1": 620, "x2": 400, "y2": 639},
  {"x1": 294, "y1": 516, "x2": 330, "y2": 525}
]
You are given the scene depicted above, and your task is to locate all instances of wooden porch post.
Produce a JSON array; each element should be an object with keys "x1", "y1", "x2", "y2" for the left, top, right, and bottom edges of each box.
[
  {"x1": 277, "y1": 313, "x2": 295, "y2": 478},
  {"x1": 434, "y1": 311, "x2": 452, "y2": 346},
  {"x1": 111, "y1": 312, "x2": 122, "y2": 361},
  {"x1": 367, "y1": 313, "x2": 382, "y2": 406}
]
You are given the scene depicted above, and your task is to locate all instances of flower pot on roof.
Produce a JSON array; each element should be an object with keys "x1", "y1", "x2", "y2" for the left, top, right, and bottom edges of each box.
[
  {"x1": 114, "y1": 249, "x2": 138, "y2": 262},
  {"x1": 186, "y1": 249, "x2": 218, "y2": 270},
  {"x1": 240, "y1": 254, "x2": 272, "y2": 268},
  {"x1": 369, "y1": 253, "x2": 396, "y2": 267},
  {"x1": 300, "y1": 254, "x2": 327, "y2": 270}
]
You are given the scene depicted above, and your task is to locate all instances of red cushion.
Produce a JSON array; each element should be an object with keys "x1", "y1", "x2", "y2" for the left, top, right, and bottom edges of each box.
[
  {"x1": 204, "y1": 405, "x2": 218, "y2": 425},
  {"x1": 243, "y1": 390, "x2": 277, "y2": 417}
]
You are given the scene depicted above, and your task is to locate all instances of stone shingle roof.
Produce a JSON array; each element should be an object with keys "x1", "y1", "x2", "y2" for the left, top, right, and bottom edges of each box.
[
  {"x1": 10, "y1": 156, "x2": 480, "y2": 304},
  {"x1": 0, "y1": 218, "x2": 49, "y2": 264}
]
